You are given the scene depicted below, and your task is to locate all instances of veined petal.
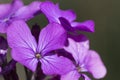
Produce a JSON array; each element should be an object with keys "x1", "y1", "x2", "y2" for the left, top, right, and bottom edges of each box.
[
  {"x1": 12, "y1": 48, "x2": 38, "y2": 72},
  {"x1": 40, "y1": 1, "x2": 76, "y2": 23},
  {"x1": 85, "y1": 50, "x2": 107, "y2": 79},
  {"x1": 71, "y1": 20, "x2": 95, "y2": 32},
  {"x1": 7, "y1": 20, "x2": 37, "y2": 52},
  {"x1": 38, "y1": 23, "x2": 66, "y2": 55},
  {"x1": 0, "y1": 22, "x2": 7, "y2": 33},
  {"x1": 64, "y1": 36, "x2": 89, "y2": 64},
  {"x1": 61, "y1": 70, "x2": 80, "y2": 80},
  {"x1": 40, "y1": 54, "x2": 74, "y2": 75},
  {"x1": 14, "y1": 1, "x2": 41, "y2": 21}
]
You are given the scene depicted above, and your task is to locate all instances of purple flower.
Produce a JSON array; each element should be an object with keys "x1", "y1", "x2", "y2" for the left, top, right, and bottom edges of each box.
[
  {"x1": 7, "y1": 20, "x2": 74, "y2": 75},
  {"x1": 0, "y1": 0, "x2": 41, "y2": 33},
  {"x1": 62, "y1": 35, "x2": 107, "y2": 80},
  {"x1": 40, "y1": 1, "x2": 95, "y2": 33}
]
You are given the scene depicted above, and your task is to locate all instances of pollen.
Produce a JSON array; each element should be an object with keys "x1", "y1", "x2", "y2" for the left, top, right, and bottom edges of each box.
[
  {"x1": 76, "y1": 66, "x2": 81, "y2": 72},
  {"x1": 35, "y1": 53, "x2": 41, "y2": 59}
]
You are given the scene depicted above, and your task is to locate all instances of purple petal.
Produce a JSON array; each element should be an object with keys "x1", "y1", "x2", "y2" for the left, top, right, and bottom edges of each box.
[
  {"x1": 40, "y1": 1, "x2": 76, "y2": 23},
  {"x1": 0, "y1": 0, "x2": 23, "y2": 18},
  {"x1": 10, "y1": 0, "x2": 23, "y2": 13},
  {"x1": 12, "y1": 48, "x2": 38, "y2": 72},
  {"x1": 64, "y1": 37, "x2": 89, "y2": 63},
  {"x1": 0, "y1": 22, "x2": 7, "y2": 33},
  {"x1": 40, "y1": 54, "x2": 74, "y2": 75},
  {"x1": 61, "y1": 9, "x2": 76, "y2": 22},
  {"x1": 37, "y1": 23, "x2": 66, "y2": 55},
  {"x1": 7, "y1": 20, "x2": 37, "y2": 52},
  {"x1": 71, "y1": 20, "x2": 95, "y2": 32},
  {"x1": 0, "y1": 3, "x2": 11, "y2": 18},
  {"x1": 61, "y1": 70, "x2": 80, "y2": 80},
  {"x1": 85, "y1": 50, "x2": 107, "y2": 79},
  {"x1": 14, "y1": 1, "x2": 41, "y2": 21}
]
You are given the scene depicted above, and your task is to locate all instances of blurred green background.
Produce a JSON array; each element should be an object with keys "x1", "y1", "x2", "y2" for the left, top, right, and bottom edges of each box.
[{"x1": 0, "y1": 0, "x2": 119, "y2": 80}]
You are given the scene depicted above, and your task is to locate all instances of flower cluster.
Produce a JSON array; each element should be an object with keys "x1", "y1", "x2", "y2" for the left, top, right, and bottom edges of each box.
[{"x1": 0, "y1": 0, "x2": 106, "y2": 80}]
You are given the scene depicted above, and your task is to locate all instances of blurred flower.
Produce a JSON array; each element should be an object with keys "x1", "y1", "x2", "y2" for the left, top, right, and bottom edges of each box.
[
  {"x1": 62, "y1": 35, "x2": 107, "y2": 80},
  {"x1": 40, "y1": 1, "x2": 95, "y2": 33},
  {"x1": 7, "y1": 20, "x2": 74, "y2": 75},
  {"x1": 0, "y1": 0, "x2": 41, "y2": 33}
]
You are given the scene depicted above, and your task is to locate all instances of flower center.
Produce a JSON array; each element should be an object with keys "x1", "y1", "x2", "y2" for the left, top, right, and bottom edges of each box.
[
  {"x1": 76, "y1": 66, "x2": 81, "y2": 72},
  {"x1": 35, "y1": 53, "x2": 41, "y2": 59}
]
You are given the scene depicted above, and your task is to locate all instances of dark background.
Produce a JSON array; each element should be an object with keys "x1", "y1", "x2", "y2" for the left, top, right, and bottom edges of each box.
[{"x1": 0, "y1": 0, "x2": 119, "y2": 80}]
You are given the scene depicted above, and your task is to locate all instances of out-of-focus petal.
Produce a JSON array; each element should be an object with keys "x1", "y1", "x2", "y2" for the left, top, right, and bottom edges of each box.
[
  {"x1": 61, "y1": 70, "x2": 80, "y2": 80},
  {"x1": 7, "y1": 20, "x2": 37, "y2": 52},
  {"x1": 85, "y1": 50, "x2": 107, "y2": 79},
  {"x1": 14, "y1": 1, "x2": 41, "y2": 21},
  {"x1": 10, "y1": 0, "x2": 23, "y2": 13},
  {"x1": 0, "y1": 0, "x2": 23, "y2": 18},
  {"x1": 12, "y1": 48, "x2": 38, "y2": 72},
  {"x1": 64, "y1": 37, "x2": 89, "y2": 63},
  {"x1": 0, "y1": 4, "x2": 11, "y2": 18},
  {"x1": 38, "y1": 23, "x2": 66, "y2": 55},
  {"x1": 40, "y1": 54, "x2": 74, "y2": 75},
  {"x1": 40, "y1": 1, "x2": 76, "y2": 23},
  {"x1": 71, "y1": 20, "x2": 95, "y2": 32}
]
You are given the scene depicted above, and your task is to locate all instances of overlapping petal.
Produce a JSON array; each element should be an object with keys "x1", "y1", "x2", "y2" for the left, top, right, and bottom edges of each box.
[
  {"x1": 7, "y1": 20, "x2": 37, "y2": 52},
  {"x1": 85, "y1": 50, "x2": 107, "y2": 79},
  {"x1": 61, "y1": 70, "x2": 80, "y2": 80},
  {"x1": 71, "y1": 20, "x2": 95, "y2": 32},
  {"x1": 64, "y1": 35, "x2": 89, "y2": 63},
  {"x1": 0, "y1": 3, "x2": 11, "y2": 18},
  {"x1": 40, "y1": 1, "x2": 76, "y2": 23},
  {"x1": 12, "y1": 48, "x2": 38, "y2": 72},
  {"x1": 38, "y1": 23, "x2": 66, "y2": 55},
  {"x1": 40, "y1": 54, "x2": 74, "y2": 75},
  {"x1": 14, "y1": 1, "x2": 41, "y2": 21},
  {"x1": 0, "y1": 0, "x2": 23, "y2": 18}
]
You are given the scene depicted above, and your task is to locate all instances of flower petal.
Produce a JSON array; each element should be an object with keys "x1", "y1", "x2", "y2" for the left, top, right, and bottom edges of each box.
[
  {"x1": 61, "y1": 70, "x2": 80, "y2": 80},
  {"x1": 71, "y1": 20, "x2": 95, "y2": 32},
  {"x1": 38, "y1": 23, "x2": 66, "y2": 55},
  {"x1": 85, "y1": 50, "x2": 107, "y2": 79},
  {"x1": 12, "y1": 48, "x2": 38, "y2": 72},
  {"x1": 7, "y1": 20, "x2": 37, "y2": 52},
  {"x1": 0, "y1": 3, "x2": 11, "y2": 18},
  {"x1": 14, "y1": 1, "x2": 41, "y2": 21},
  {"x1": 0, "y1": 0, "x2": 23, "y2": 18},
  {"x1": 0, "y1": 22, "x2": 7, "y2": 33},
  {"x1": 40, "y1": 54, "x2": 74, "y2": 75},
  {"x1": 40, "y1": 1, "x2": 76, "y2": 23},
  {"x1": 64, "y1": 36, "x2": 89, "y2": 63}
]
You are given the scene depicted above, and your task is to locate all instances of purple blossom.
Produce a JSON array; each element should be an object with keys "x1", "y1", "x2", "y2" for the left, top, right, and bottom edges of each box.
[
  {"x1": 0, "y1": 0, "x2": 41, "y2": 33},
  {"x1": 40, "y1": 1, "x2": 95, "y2": 33},
  {"x1": 7, "y1": 20, "x2": 74, "y2": 75},
  {"x1": 62, "y1": 35, "x2": 107, "y2": 80}
]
